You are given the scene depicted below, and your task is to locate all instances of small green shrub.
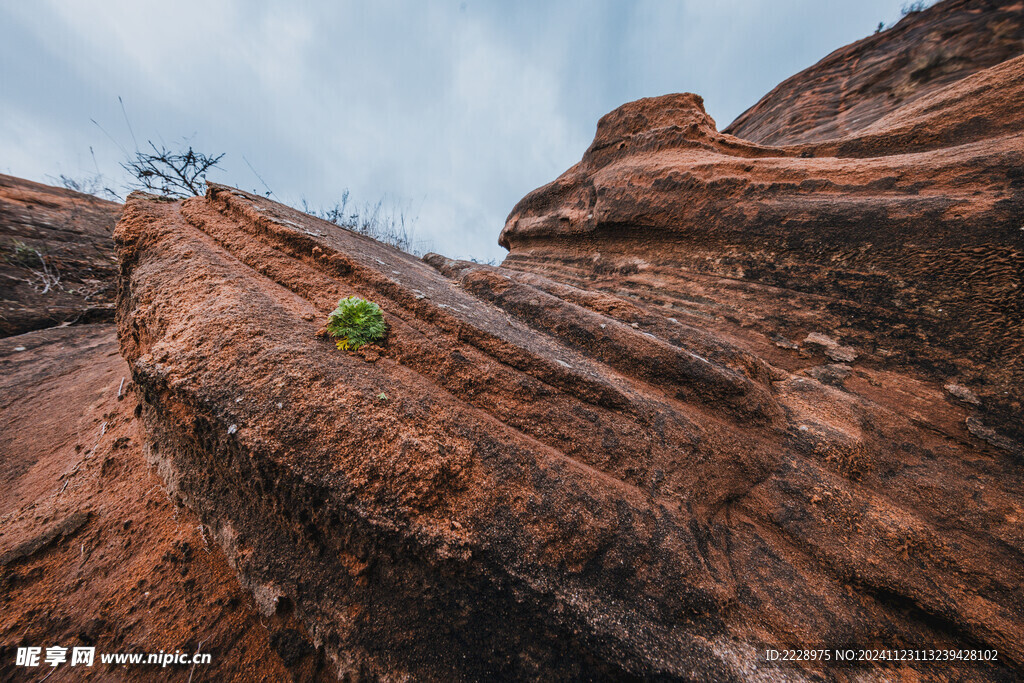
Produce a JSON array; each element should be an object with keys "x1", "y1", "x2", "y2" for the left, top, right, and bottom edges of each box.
[{"x1": 327, "y1": 296, "x2": 386, "y2": 351}]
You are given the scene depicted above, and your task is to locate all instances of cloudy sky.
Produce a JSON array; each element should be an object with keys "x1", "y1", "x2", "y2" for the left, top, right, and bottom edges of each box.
[{"x1": 2, "y1": 1, "x2": 916, "y2": 261}]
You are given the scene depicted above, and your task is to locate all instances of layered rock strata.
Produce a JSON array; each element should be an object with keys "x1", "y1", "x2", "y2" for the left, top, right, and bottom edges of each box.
[
  {"x1": 0, "y1": 325, "x2": 324, "y2": 681},
  {"x1": 725, "y1": 0, "x2": 1024, "y2": 144},
  {"x1": 500, "y1": 59, "x2": 1024, "y2": 448},
  {"x1": 0, "y1": 174, "x2": 121, "y2": 336},
  {"x1": 110, "y1": 1, "x2": 1024, "y2": 678},
  {"x1": 115, "y1": 184, "x2": 1023, "y2": 680}
]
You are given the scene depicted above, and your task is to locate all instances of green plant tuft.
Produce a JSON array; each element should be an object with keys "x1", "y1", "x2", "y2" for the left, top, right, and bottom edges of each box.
[{"x1": 327, "y1": 296, "x2": 386, "y2": 351}]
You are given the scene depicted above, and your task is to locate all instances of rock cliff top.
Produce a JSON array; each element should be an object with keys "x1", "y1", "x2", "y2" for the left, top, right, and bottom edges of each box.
[{"x1": 724, "y1": 0, "x2": 1024, "y2": 144}]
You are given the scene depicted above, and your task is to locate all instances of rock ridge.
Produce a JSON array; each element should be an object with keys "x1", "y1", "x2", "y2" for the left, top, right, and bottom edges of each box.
[{"x1": 115, "y1": 183, "x2": 1023, "y2": 679}]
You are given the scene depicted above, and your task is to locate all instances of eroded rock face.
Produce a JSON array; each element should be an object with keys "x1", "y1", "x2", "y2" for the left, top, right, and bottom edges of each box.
[
  {"x1": 0, "y1": 325, "x2": 322, "y2": 681},
  {"x1": 111, "y1": 2, "x2": 1024, "y2": 678},
  {"x1": 724, "y1": 0, "x2": 1024, "y2": 145},
  {"x1": 500, "y1": 57, "x2": 1024, "y2": 448},
  {"x1": 0, "y1": 174, "x2": 121, "y2": 336},
  {"x1": 115, "y1": 184, "x2": 1023, "y2": 680}
]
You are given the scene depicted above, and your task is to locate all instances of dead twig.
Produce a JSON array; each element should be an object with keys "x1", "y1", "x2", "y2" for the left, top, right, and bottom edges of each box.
[
  {"x1": 26, "y1": 249, "x2": 62, "y2": 294},
  {"x1": 187, "y1": 639, "x2": 206, "y2": 683},
  {"x1": 122, "y1": 142, "x2": 224, "y2": 198}
]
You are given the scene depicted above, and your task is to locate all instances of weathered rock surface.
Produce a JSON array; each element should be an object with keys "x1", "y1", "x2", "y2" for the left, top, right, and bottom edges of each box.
[
  {"x1": 725, "y1": 0, "x2": 1024, "y2": 145},
  {"x1": 65, "y1": 0, "x2": 1023, "y2": 679},
  {"x1": 0, "y1": 174, "x2": 122, "y2": 337},
  {"x1": 0, "y1": 179, "x2": 324, "y2": 680},
  {"x1": 500, "y1": 57, "x2": 1024, "y2": 450},
  {"x1": 488, "y1": 2, "x2": 1024, "y2": 676},
  {"x1": 0, "y1": 324, "x2": 327, "y2": 681},
  {"x1": 114, "y1": 178, "x2": 1023, "y2": 680}
]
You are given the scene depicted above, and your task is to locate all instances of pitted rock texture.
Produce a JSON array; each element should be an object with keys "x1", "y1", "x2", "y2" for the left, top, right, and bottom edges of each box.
[
  {"x1": 724, "y1": 0, "x2": 1024, "y2": 145},
  {"x1": 0, "y1": 174, "x2": 121, "y2": 336},
  {"x1": 115, "y1": 185, "x2": 1023, "y2": 680},
  {"x1": 500, "y1": 58, "x2": 1024, "y2": 448},
  {"x1": 0, "y1": 325, "x2": 326, "y2": 681}
]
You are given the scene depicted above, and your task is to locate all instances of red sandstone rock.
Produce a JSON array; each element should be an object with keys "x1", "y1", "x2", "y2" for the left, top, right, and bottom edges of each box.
[
  {"x1": 0, "y1": 325, "x2": 326, "y2": 680},
  {"x1": 0, "y1": 176, "x2": 327, "y2": 679},
  {"x1": 0, "y1": 174, "x2": 121, "y2": 336},
  {"x1": 500, "y1": 57, "x2": 1024, "y2": 451},
  {"x1": 6, "y1": 0, "x2": 1024, "y2": 679},
  {"x1": 113, "y1": 181, "x2": 1023, "y2": 679},
  {"x1": 725, "y1": 0, "x2": 1024, "y2": 145}
]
